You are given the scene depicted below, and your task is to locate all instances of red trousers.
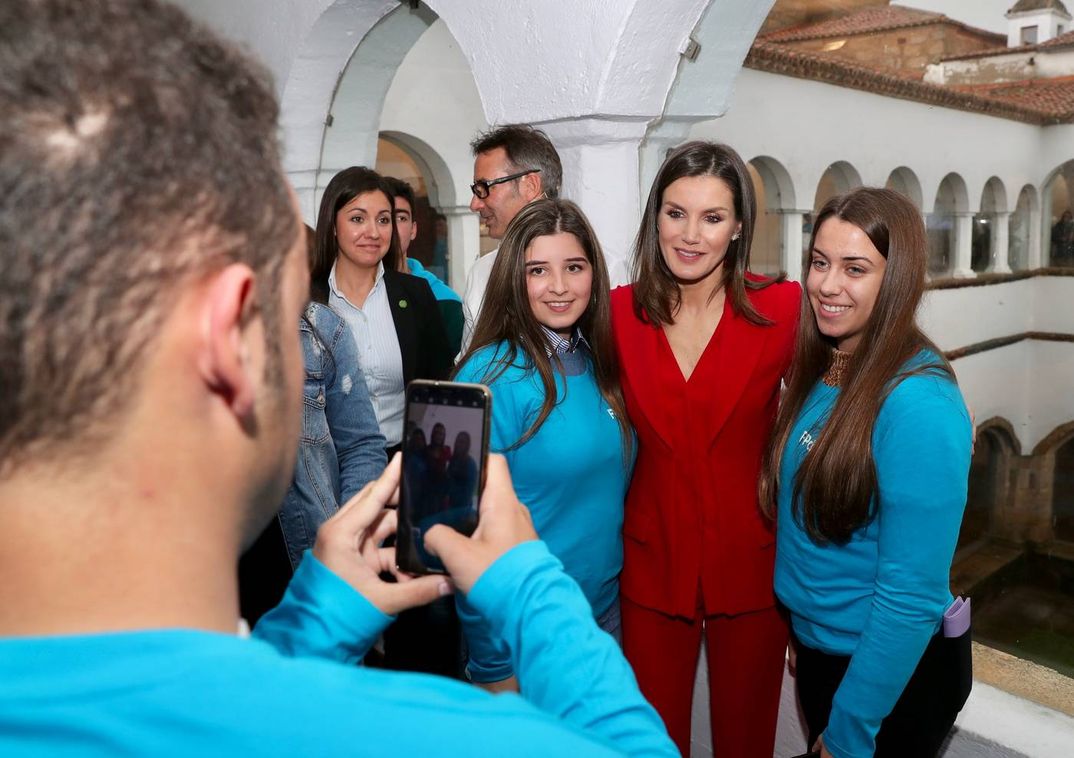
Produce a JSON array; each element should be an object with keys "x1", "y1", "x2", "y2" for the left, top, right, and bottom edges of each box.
[{"x1": 621, "y1": 596, "x2": 788, "y2": 757}]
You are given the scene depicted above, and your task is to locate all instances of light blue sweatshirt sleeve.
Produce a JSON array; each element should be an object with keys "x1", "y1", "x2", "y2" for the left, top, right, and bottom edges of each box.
[
  {"x1": 252, "y1": 551, "x2": 392, "y2": 664},
  {"x1": 453, "y1": 346, "x2": 527, "y2": 682},
  {"x1": 824, "y1": 376, "x2": 971, "y2": 758},
  {"x1": 470, "y1": 541, "x2": 677, "y2": 756}
]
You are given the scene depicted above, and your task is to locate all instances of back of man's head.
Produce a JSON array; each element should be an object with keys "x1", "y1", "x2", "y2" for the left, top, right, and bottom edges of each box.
[
  {"x1": 470, "y1": 125, "x2": 562, "y2": 199},
  {"x1": 0, "y1": 0, "x2": 295, "y2": 476}
]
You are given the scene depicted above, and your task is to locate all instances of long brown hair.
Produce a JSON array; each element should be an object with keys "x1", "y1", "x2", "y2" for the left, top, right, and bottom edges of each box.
[
  {"x1": 632, "y1": 141, "x2": 783, "y2": 326},
  {"x1": 456, "y1": 199, "x2": 631, "y2": 454},
  {"x1": 310, "y1": 166, "x2": 401, "y2": 303},
  {"x1": 759, "y1": 187, "x2": 952, "y2": 543}
]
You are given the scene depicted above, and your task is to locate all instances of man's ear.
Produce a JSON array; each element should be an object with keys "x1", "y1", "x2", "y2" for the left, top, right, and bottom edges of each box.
[
  {"x1": 521, "y1": 171, "x2": 544, "y2": 203},
  {"x1": 409, "y1": 221, "x2": 418, "y2": 243},
  {"x1": 198, "y1": 264, "x2": 258, "y2": 419}
]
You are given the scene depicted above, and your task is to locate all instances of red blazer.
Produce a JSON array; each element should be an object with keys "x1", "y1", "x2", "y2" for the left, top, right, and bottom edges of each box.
[{"x1": 611, "y1": 280, "x2": 800, "y2": 619}]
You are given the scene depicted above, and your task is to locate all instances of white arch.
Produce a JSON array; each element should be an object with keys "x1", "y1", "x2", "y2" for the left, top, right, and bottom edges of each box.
[
  {"x1": 278, "y1": 1, "x2": 399, "y2": 202},
  {"x1": 980, "y1": 176, "x2": 1008, "y2": 214},
  {"x1": 813, "y1": 160, "x2": 863, "y2": 211},
  {"x1": 379, "y1": 130, "x2": 457, "y2": 209},
  {"x1": 933, "y1": 172, "x2": 970, "y2": 215},
  {"x1": 749, "y1": 155, "x2": 797, "y2": 211},
  {"x1": 886, "y1": 166, "x2": 924, "y2": 211}
]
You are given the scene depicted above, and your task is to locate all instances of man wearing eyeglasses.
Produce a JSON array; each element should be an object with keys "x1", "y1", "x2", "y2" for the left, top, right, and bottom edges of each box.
[{"x1": 461, "y1": 124, "x2": 563, "y2": 353}]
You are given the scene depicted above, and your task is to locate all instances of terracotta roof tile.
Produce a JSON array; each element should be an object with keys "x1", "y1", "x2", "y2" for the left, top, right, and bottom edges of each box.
[
  {"x1": 746, "y1": 41, "x2": 1068, "y2": 124},
  {"x1": 953, "y1": 75, "x2": 1074, "y2": 120},
  {"x1": 761, "y1": 6, "x2": 1003, "y2": 45}
]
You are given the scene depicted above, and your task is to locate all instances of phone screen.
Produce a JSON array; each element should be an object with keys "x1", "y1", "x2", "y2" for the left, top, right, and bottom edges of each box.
[{"x1": 396, "y1": 381, "x2": 490, "y2": 574}]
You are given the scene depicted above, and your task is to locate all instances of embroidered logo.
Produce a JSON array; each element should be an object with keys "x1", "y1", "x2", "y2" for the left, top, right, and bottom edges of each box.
[
  {"x1": 799, "y1": 429, "x2": 816, "y2": 451},
  {"x1": 607, "y1": 408, "x2": 617, "y2": 420}
]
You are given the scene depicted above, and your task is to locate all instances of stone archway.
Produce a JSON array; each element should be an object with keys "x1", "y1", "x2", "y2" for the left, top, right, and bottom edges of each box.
[{"x1": 959, "y1": 418, "x2": 1019, "y2": 551}]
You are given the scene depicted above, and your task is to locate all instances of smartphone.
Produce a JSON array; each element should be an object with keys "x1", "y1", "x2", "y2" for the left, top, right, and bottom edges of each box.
[{"x1": 395, "y1": 380, "x2": 491, "y2": 575}]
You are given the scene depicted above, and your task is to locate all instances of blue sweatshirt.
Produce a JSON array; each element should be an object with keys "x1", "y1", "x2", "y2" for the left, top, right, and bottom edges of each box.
[
  {"x1": 774, "y1": 354, "x2": 971, "y2": 758},
  {"x1": 455, "y1": 341, "x2": 633, "y2": 681},
  {"x1": 0, "y1": 542, "x2": 674, "y2": 757}
]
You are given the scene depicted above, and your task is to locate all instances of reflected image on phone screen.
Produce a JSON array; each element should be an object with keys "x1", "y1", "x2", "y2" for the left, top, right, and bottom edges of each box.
[{"x1": 397, "y1": 382, "x2": 488, "y2": 574}]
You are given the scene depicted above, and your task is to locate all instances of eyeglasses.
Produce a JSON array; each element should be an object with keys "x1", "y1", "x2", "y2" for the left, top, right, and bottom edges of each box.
[{"x1": 470, "y1": 168, "x2": 540, "y2": 200}]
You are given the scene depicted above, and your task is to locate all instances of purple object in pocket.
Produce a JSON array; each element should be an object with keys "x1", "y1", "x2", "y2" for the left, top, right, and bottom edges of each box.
[{"x1": 943, "y1": 596, "x2": 971, "y2": 638}]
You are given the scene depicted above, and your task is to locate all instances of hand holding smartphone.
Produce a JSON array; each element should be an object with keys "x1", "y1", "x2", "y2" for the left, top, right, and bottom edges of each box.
[{"x1": 395, "y1": 380, "x2": 491, "y2": 575}]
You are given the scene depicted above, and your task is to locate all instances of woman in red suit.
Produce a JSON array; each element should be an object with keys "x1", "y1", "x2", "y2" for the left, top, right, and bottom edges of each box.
[{"x1": 612, "y1": 141, "x2": 800, "y2": 756}]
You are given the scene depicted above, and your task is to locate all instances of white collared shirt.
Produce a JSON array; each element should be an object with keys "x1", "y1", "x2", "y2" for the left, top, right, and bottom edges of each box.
[
  {"x1": 328, "y1": 262, "x2": 404, "y2": 447},
  {"x1": 460, "y1": 247, "x2": 498, "y2": 356}
]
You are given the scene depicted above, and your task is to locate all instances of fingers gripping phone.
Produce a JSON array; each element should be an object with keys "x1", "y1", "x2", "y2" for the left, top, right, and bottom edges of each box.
[{"x1": 395, "y1": 380, "x2": 491, "y2": 575}]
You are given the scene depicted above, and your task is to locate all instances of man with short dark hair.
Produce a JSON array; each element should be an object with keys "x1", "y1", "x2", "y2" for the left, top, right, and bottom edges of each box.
[
  {"x1": 0, "y1": 2, "x2": 674, "y2": 755},
  {"x1": 384, "y1": 176, "x2": 464, "y2": 355},
  {"x1": 462, "y1": 124, "x2": 563, "y2": 352}
]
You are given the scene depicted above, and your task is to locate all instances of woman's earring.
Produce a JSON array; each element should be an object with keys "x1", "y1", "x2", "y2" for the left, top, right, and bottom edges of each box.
[{"x1": 732, "y1": 232, "x2": 741, "y2": 241}]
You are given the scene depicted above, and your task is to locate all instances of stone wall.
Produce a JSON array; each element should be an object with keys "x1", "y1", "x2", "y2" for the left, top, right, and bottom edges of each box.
[
  {"x1": 760, "y1": 0, "x2": 887, "y2": 35},
  {"x1": 783, "y1": 26, "x2": 1003, "y2": 77}
]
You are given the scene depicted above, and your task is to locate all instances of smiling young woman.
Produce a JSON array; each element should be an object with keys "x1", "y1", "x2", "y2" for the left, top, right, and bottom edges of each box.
[
  {"x1": 761, "y1": 187, "x2": 973, "y2": 758},
  {"x1": 454, "y1": 198, "x2": 633, "y2": 691},
  {"x1": 611, "y1": 141, "x2": 801, "y2": 757}
]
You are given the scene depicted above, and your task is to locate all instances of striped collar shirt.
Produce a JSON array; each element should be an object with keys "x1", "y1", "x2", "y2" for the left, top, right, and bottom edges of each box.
[{"x1": 539, "y1": 325, "x2": 589, "y2": 357}]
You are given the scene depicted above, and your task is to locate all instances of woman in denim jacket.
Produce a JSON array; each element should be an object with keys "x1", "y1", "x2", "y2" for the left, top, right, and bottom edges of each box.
[{"x1": 278, "y1": 301, "x2": 387, "y2": 569}]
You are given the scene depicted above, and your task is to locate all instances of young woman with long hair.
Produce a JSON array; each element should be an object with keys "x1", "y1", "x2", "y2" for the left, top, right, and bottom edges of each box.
[
  {"x1": 611, "y1": 141, "x2": 800, "y2": 756},
  {"x1": 761, "y1": 187, "x2": 972, "y2": 757},
  {"x1": 454, "y1": 198, "x2": 633, "y2": 691}
]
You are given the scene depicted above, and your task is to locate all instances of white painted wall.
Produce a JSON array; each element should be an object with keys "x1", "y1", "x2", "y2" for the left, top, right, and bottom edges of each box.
[
  {"x1": 1005, "y1": 8, "x2": 1073, "y2": 47},
  {"x1": 927, "y1": 48, "x2": 1074, "y2": 85},
  {"x1": 379, "y1": 19, "x2": 488, "y2": 286},
  {"x1": 379, "y1": 20, "x2": 485, "y2": 207}
]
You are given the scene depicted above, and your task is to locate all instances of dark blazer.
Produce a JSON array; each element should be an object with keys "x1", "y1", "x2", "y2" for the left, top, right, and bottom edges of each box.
[
  {"x1": 610, "y1": 280, "x2": 801, "y2": 619},
  {"x1": 383, "y1": 269, "x2": 453, "y2": 384}
]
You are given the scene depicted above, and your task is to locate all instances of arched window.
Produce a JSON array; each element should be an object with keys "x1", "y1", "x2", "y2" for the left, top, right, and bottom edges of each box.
[
  {"x1": 972, "y1": 178, "x2": 1005, "y2": 273},
  {"x1": 376, "y1": 136, "x2": 452, "y2": 284},
  {"x1": 1008, "y1": 185, "x2": 1034, "y2": 272},
  {"x1": 1045, "y1": 165, "x2": 1074, "y2": 268},
  {"x1": 927, "y1": 174, "x2": 966, "y2": 276},
  {"x1": 747, "y1": 160, "x2": 783, "y2": 276},
  {"x1": 1054, "y1": 435, "x2": 1074, "y2": 542},
  {"x1": 885, "y1": 167, "x2": 923, "y2": 211},
  {"x1": 807, "y1": 162, "x2": 862, "y2": 257},
  {"x1": 959, "y1": 429, "x2": 1006, "y2": 550}
]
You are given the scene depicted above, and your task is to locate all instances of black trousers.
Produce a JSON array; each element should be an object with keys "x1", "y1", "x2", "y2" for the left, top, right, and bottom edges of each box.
[
  {"x1": 376, "y1": 443, "x2": 466, "y2": 679},
  {"x1": 796, "y1": 628, "x2": 972, "y2": 757}
]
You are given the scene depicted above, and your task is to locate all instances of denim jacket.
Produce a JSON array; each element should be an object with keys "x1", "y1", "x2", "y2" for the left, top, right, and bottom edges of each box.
[{"x1": 278, "y1": 302, "x2": 387, "y2": 568}]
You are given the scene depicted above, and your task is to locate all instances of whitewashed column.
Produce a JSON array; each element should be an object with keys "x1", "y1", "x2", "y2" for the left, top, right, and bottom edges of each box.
[
  {"x1": 1029, "y1": 194, "x2": 1046, "y2": 269},
  {"x1": 952, "y1": 211, "x2": 976, "y2": 278},
  {"x1": 540, "y1": 118, "x2": 651, "y2": 287},
  {"x1": 778, "y1": 209, "x2": 811, "y2": 283},
  {"x1": 440, "y1": 205, "x2": 480, "y2": 292}
]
